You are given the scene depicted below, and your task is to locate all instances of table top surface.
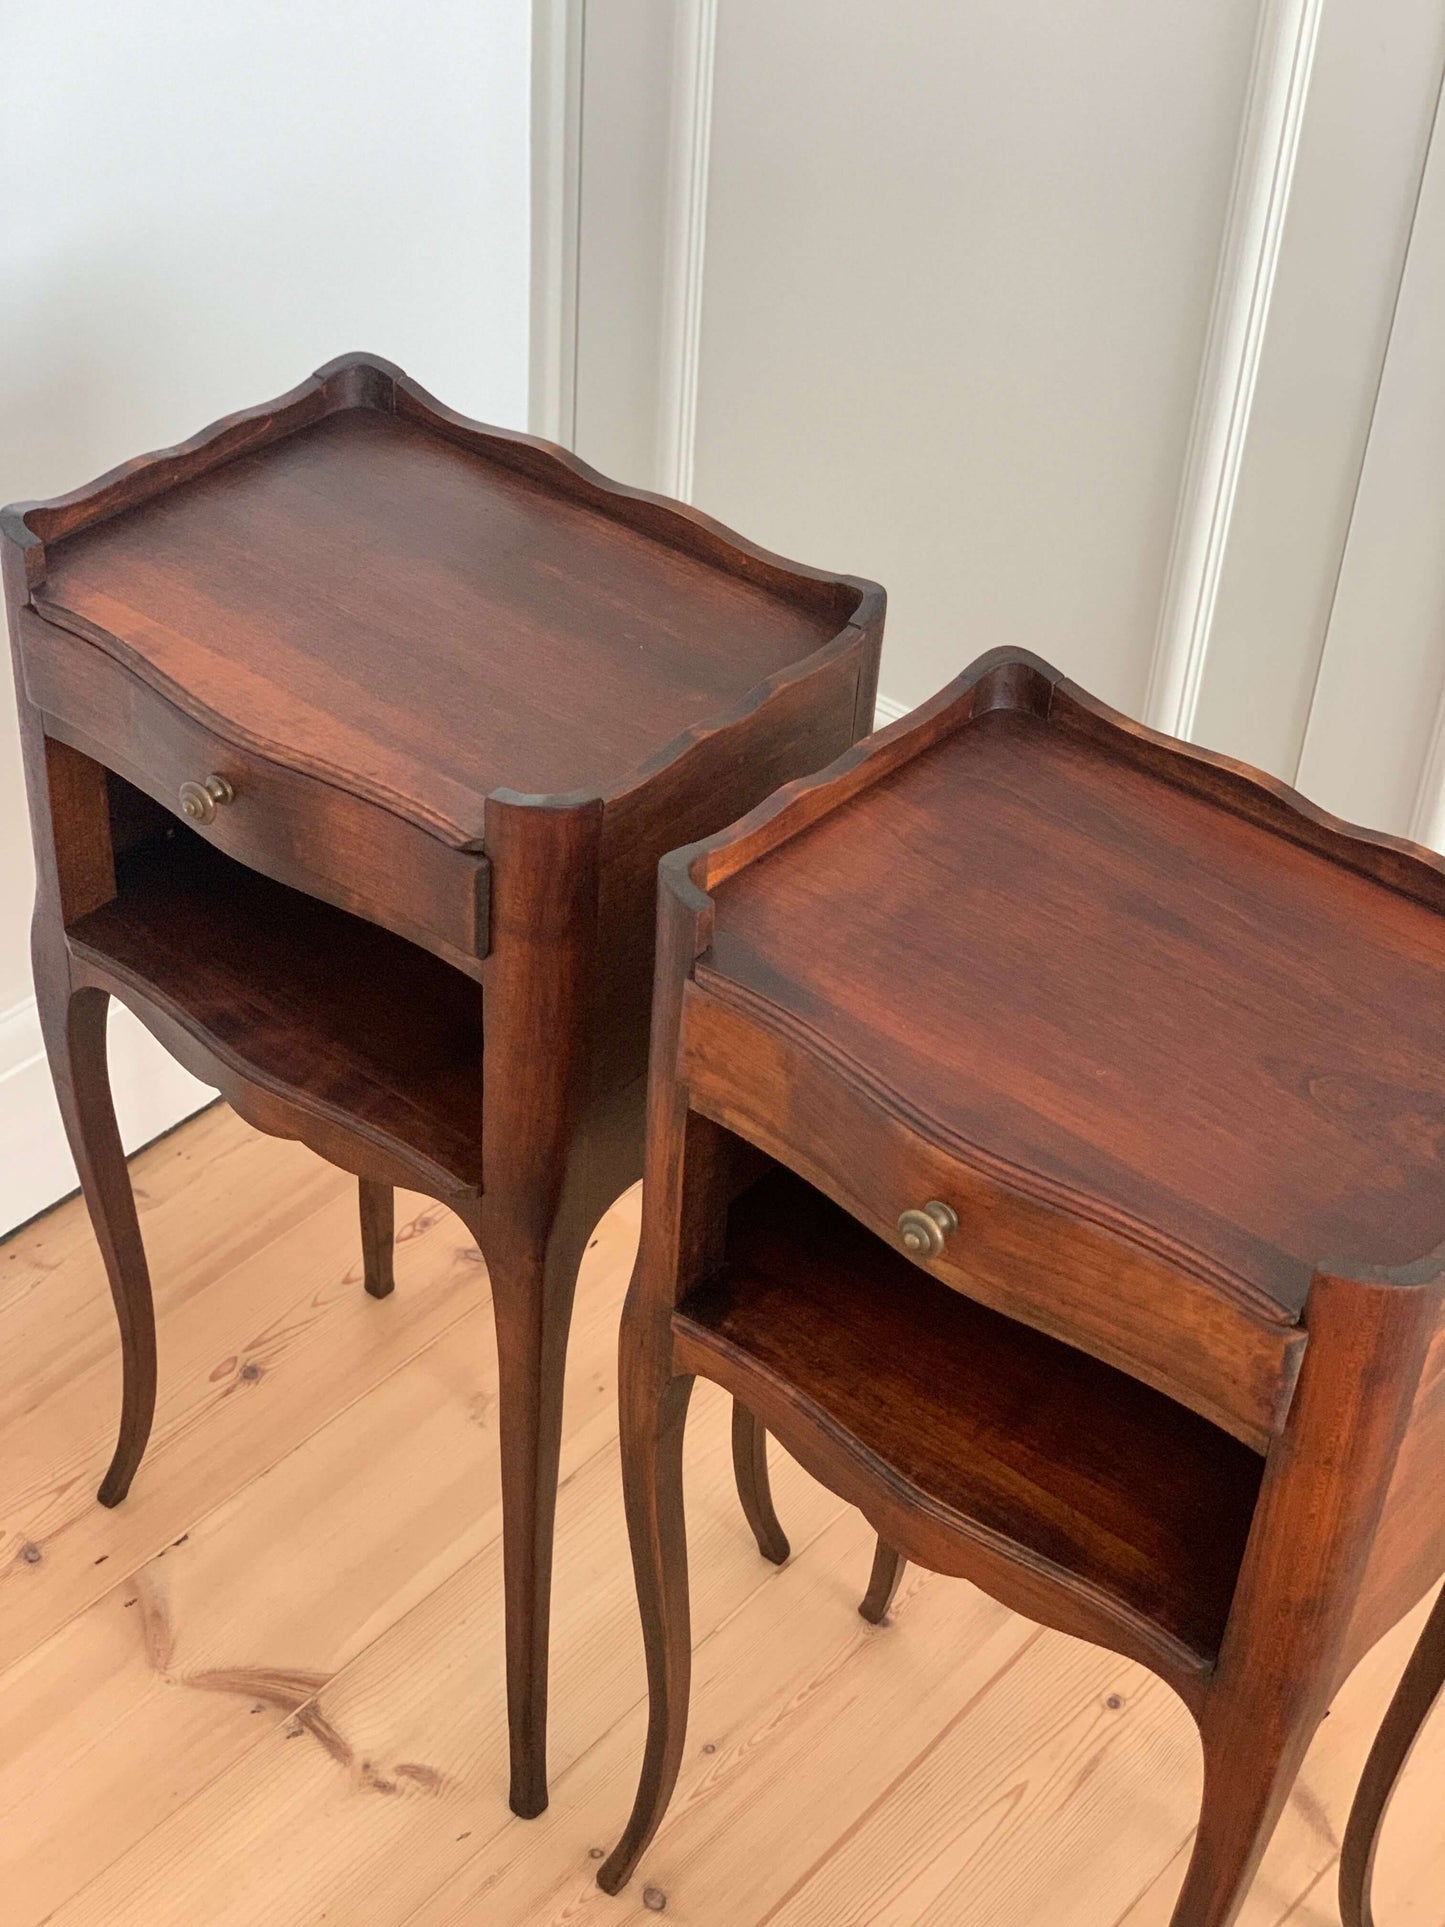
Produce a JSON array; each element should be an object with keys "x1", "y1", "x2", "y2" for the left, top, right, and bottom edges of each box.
[
  {"x1": 701, "y1": 700, "x2": 1445, "y2": 1315},
  {"x1": 31, "y1": 407, "x2": 850, "y2": 841}
]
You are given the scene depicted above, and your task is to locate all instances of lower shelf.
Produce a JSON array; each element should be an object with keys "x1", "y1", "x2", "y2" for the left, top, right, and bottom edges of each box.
[
  {"x1": 678, "y1": 1169, "x2": 1264, "y2": 1663},
  {"x1": 68, "y1": 826, "x2": 484, "y2": 1189}
]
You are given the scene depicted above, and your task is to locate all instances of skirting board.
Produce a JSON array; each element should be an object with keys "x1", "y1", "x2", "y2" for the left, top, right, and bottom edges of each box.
[
  {"x1": 0, "y1": 691, "x2": 909, "y2": 1238},
  {"x1": 0, "y1": 995, "x2": 211, "y2": 1237}
]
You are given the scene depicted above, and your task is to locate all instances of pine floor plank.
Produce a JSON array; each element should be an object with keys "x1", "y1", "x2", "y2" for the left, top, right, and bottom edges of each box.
[
  {"x1": 0, "y1": 1250, "x2": 623, "y2": 1927},
  {"x1": 1365, "y1": 1678, "x2": 1445, "y2": 1924},
  {"x1": 0, "y1": 1176, "x2": 479, "y2": 1671},
  {"x1": 44, "y1": 1384, "x2": 847, "y2": 1927},
  {"x1": 1, "y1": 1117, "x2": 339, "y2": 1503},
  {"x1": 402, "y1": 1546, "x2": 1037, "y2": 1927},
  {"x1": 1112, "y1": 1590, "x2": 1440, "y2": 1927},
  {"x1": 2, "y1": 1105, "x2": 279, "y2": 1310},
  {"x1": 761, "y1": 1650, "x2": 1191, "y2": 1927},
  {"x1": 3, "y1": 1108, "x2": 1442, "y2": 1926}
]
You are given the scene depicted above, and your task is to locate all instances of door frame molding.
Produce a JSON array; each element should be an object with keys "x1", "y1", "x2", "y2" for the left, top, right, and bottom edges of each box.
[
  {"x1": 547, "y1": 0, "x2": 1341, "y2": 737},
  {"x1": 545, "y1": 0, "x2": 1443, "y2": 770},
  {"x1": 1142, "y1": 0, "x2": 1324, "y2": 740},
  {"x1": 528, "y1": 0, "x2": 584, "y2": 446},
  {"x1": 1386, "y1": 88, "x2": 1445, "y2": 854},
  {"x1": 654, "y1": 0, "x2": 717, "y2": 501},
  {"x1": 530, "y1": 0, "x2": 718, "y2": 492}
]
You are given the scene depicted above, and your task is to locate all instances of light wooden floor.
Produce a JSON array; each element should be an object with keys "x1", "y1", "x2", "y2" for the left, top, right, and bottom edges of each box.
[{"x1": 1, "y1": 1105, "x2": 1440, "y2": 1926}]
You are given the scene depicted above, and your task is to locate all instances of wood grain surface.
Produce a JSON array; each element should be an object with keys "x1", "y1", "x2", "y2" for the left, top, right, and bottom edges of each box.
[
  {"x1": 2, "y1": 351, "x2": 886, "y2": 1819},
  {"x1": 704, "y1": 703, "x2": 1445, "y2": 1314},
  {"x1": 4, "y1": 1105, "x2": 1438, "y2": 1925},
  {"x1": 29, "y1": 400, "x2": 861, "y2": 834}
]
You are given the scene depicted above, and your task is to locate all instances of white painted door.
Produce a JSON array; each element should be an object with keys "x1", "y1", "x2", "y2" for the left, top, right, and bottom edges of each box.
[
  {"x1": 548, "y1": 0, "x2": 1445, "y2": 774},
  {"x1": 1291, "y1": 71, "x2": 1445, "y2": 848}
]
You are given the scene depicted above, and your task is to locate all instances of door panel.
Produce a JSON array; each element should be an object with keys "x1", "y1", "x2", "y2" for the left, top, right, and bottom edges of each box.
[
  {"x1": 561, "y1": 0, "x2": 1443, "y2": 798},
  {"x1": 1293, "y1": 73, "x2": 1445, "y2": 847},
  {"x1": 691, "y1": 0, "x2": 1260, "y2": 715}
]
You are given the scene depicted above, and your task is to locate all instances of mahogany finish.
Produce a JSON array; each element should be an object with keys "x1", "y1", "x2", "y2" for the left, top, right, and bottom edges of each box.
[
  {"x1": 358, "y1": 1178, "x2": 396, "y2": 1301},
  {"x1": 729, "y1": 1400, "x2": 790, "y2": 1567},
  {"x1": 857, "y1": 1539, "x2": 905, "y2": 1627},
  {"x1": 0, "y1": 353, "x2": 884, "y2": 1821},
  {"x1": 683, "y1": 1170, "x2": 1264, "y2": 1664},
  {"x1": 19, "y1": 615, "x2": 489, "y2": 973},
  {"x1": 1340, "y1": 1584, "x2": 1445, "y2": 1926},
  {"x1": 600, "y1": 648, "x2": 1445, "y2": 1925}
]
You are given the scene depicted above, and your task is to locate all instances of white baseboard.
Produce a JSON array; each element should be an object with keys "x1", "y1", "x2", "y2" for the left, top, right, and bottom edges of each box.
[
  {"x1": 0, "y1": 995, "x2": 212, "y2": 1237},
  {"x1": 874, "y1": 692, "x2": 909, "y2": 727}
]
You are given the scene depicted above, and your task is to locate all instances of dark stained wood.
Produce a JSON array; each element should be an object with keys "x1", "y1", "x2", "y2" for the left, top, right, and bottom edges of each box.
[
  {"x1": 67, "y1": 825, "x2": 486, "y2": 1193},
  {"x1": 596, "y1": 864, "x2": 712, "y2": 1899},
  {"x1": 20, "y1": 611, "x2": 489, "y2": 974},
  {"x1": 1176, "y1": 1259, "x2": 1440, "y2": 1926},
  {"x1": 35, "y1": 977, "x2": 157, "y2": 1511},
  {"x1": 729, "y1": 1400, "x2": 790, "y2": 1565},
  {"x1": 1340, "y1": 1318, "x2": 1445, "y2": 1678},
  {"x1": 1340, "y1": 1584, "x2": 1445, "y2": 1927},
  {"x1": 601, "y1": 647, "x2": 1445, "y2": 1921},
  {"x1": 475, "y1": 787, "x2": 604, "y2": 1819},
  {"x1": 24, "y1": 381, "x2": 870, "y2": 836},
  {"x1": 858, "y1": 1541, "x2": 906, "y2": 1626},
  {"x1": 1, "y1": 354, "x2": 885, "y2": 1824},
  {"x1": 358, "y1": 1180, "x2": 396, "y2": 1300},
  {"x1": 701, "y1": 705, "x2": 1445, "y2": 1320},
  {"x1": 679, "y1": 981, "x2": 1302, "y2": 1450},
  {"x1": 683, "y1": 1171, "x2": 1262, "y2": 1662}
]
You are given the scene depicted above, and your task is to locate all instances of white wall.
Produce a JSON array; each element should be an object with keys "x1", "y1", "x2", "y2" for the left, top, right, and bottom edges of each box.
[{"x1": 0, "y1": 0, "x2": 532, "y2": 1229}]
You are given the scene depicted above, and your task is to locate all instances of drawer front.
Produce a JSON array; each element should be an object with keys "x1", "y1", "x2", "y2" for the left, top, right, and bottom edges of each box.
[
  {"x1": 680, "y1": 981, "x2": 1303, "y2": 1451},
  {"x1": 21, "y1": 614, "x2": 488, "y2": 971}
]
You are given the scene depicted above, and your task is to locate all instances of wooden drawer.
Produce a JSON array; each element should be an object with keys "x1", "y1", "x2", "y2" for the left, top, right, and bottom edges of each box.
[
  {"x1": 679, "y1": 979, "x2": 1305, "y2": 1451},
  {"x1": 20, "y1": 611, "x2": 488, "y2": 973}
]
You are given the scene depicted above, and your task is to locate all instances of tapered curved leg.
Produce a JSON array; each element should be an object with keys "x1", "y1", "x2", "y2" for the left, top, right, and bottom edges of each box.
[
  {"x1": 859, "y1": 1538, "x2": 905, "y2": 1624},
  {"x1": 731, "y1": 1400, "x2": 789, "y2": 1564},
  {"x1": 484, "y1": 1210, "x2": 594, "y2": 1820},
  {"x1": 599, "y1": 1368, "x2": 695, "y2": 1895},
  {"x1": 1167, "y1": 1720, "x2": 1318, "y2": 1927},
  {"x1": 1340, "y1": 1587, "x2": 1445, "y2": 1927},
  {"x1": 36, "y1": 977, "x2": 157, "y2": 1509},
  {"x1": 358, "y1": 1179, "x2": 395, "y2": 1299}
]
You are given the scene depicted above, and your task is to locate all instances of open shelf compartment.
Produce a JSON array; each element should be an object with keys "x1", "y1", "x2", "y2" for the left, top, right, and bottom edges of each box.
[
  {"x1": 677, "y1": 1166, "x2": 1266, "y2": 1664},
  {"x1": 68, "y1": 794, "x2": 484, "y2": 1189}
]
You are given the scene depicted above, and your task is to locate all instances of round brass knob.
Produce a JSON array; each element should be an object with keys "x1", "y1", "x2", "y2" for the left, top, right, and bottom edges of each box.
[
  {"x1": 897, "y1": 1200, "x2": 958, "y2": 1260},
  {"x1": 178, "y1": 774, "x2": 235, "y2": 826}
]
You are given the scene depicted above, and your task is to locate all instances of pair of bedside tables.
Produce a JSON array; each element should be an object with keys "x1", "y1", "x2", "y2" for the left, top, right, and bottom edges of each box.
[{"x1": 5, "y1": 363, "x2": 1441, "y2": 1924}]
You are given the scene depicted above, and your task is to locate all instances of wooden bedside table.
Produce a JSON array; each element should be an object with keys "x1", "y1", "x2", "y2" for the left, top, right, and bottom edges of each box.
[
  {"x1": 600, "y1": 648, "x2": 1445, "y2": 1926},
  {"x1": 0, "y1": 353, "x2": 884, "y2": 1818}
]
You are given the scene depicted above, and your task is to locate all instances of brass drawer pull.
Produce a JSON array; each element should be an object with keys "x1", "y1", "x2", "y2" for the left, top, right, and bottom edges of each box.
[
  {"x1": 897, "y1": 1200, "x2": 958, "y2": 1259},
  {"x1": 178, "y1": 774, "x2": 235, "y2": 825}
]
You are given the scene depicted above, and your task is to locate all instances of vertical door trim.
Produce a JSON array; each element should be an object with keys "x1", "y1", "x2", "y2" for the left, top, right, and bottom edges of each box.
[
  {"x1": 1394, "y1": 80, "x2": 1445, "y2": 849},
  {"x1": 1143, "y1": 0, "x2": 1324, "y2": 739},
  {"x1": 1289, "y1": 52, "x2": 1445, "y2": 843},
  {"x1": 1406, "y1": 84, "x2": 1445, "y2": 849},
  {"x1": 655, "y1": 0, "x2": 718, "y2": 501},
  {"x1": 1411, "y1": 689, "x2": 1445, "y2": 848},
  {"x1": 529, "y1": 0, "x2": 584, "y2": 445}
]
